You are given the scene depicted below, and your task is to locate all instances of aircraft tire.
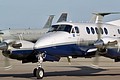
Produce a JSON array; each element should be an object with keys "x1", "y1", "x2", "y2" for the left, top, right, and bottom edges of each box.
[{"x1": 36, "y1": 67, "x2": 44, "y2": 79}]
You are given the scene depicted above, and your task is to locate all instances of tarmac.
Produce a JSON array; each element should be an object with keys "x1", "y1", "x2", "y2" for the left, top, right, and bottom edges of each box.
[{"x1": 0, "y1": 51, "x2": 120, "y2": 80}]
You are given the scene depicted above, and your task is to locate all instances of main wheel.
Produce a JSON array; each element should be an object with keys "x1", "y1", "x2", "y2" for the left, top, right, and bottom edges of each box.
[
  {"x1": 33, "y1": 68, "x2": 37, "y2": 77},
  {"x1": 36, "y1": 67, "x2": 44, "y2": 79}
]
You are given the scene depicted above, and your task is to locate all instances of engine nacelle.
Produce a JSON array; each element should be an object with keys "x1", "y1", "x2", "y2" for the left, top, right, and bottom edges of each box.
[
  {"x1": 1, "y1": 40, "x2": 35, "y2": 60},
  {"x1": 0, "y1": 42, "x2": 8, "y2": 50},
  {"x1": 94, "y1": 37, "x2": 118, "y2": 49}
]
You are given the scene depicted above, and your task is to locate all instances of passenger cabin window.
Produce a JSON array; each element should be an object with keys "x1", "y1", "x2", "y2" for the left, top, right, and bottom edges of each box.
[
  {"x1": 91, "y1": 27, "x2": 95, "y2": 34},
  {"x1": 104, "y1": 28, "x2": 108, "y2": 35},
  {"x1": 86, "y1": 27, "x2": 108, "y2": 35},
  {"x1": 100, "y1": 28, "x2": 103, "y2": 34},
  {"x1": 49, "y1": 25, "x2": 72, "y2": 33},
  {"x1": 95, "y1": 27, "x2": 103, "y2": 34},
  {"x1": 95, "y1": 27, "x2": 98, "y2": 34},
  {"x1": 86, "y1": 27, "x2": 90, "y2": 34}
]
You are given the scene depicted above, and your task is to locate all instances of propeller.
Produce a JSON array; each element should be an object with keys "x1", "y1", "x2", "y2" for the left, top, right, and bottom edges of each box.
[
  {"x1": 92, "y1": 12, "x2": 107, "y2": 66},
  {"x1": 92, "y1": 23, "x2": 102, "y2": 66},
  {"x1": 0, "y1": 50, "x2": 12, "y2": 70},
  {"x1": 0, "y1": 32, "x2": 23, "y2": 70},
  {"x1": 92, "y1": 12, "x2": 120, "y2": 66},
  {"x1": 4, "y1": 57, "x2": 12, "y2": 70}
]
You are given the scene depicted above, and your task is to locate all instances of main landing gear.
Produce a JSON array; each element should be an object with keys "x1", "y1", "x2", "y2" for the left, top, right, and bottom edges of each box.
[{"x1": 33, "y1": 54, "x2": 44, "y2": 79}]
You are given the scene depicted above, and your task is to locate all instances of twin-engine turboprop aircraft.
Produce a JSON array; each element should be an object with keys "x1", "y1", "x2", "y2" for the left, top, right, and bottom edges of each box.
[{"x1": 1, "y1": 12, "x2": 120, "y2": 79}]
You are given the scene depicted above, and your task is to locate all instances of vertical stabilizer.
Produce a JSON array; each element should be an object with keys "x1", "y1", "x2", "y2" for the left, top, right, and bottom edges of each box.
[
  {"x1": 43, "y1": 15, "x2": 54, "y2": 28},
  {"x1": 91, "y1": 12, "x2": 120, "y2": 23},
  {"x1": 57, "y1": 13, "x2": 67, "y2": 22}
]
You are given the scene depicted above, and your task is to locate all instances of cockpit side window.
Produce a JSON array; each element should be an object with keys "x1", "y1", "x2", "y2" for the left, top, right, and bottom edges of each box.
[
  {"x1": 49, "y1": 24, "x2": 72, "y2": 33},
  {"x1": 48, "y1": 25, "x2": 59, "y2": 32},
  {"x1": 75, "y1": 27, "x2": 79, "y2": 33}
]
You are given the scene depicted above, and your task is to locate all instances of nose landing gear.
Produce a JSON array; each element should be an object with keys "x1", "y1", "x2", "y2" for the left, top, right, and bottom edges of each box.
[{"x1": 33, "y1": 54, "x2": 44, "y2": 79}]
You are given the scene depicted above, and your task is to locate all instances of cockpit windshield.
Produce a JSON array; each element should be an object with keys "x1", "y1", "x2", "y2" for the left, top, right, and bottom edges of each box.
[{"x1": 49, "y1": 25, "x2": 72, "y2": 33}]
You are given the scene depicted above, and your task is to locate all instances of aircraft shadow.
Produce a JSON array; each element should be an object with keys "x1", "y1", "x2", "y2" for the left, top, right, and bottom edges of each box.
[
  {"x1": 0, "y1": 73, "x2": 33, "y2": 79},
  {"x1": 45, "y1": 66, "x2": 120, "y2": 77},
  {"x1": 0, "y1": 66, "x2": 120, "y2": 79}
]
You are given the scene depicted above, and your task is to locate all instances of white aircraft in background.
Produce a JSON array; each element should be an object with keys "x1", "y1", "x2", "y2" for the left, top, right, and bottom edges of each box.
[
  {"x1": 1, "y1": 12, "x2": 120, "y2": 79},
  {"x1": 0, "y1": 13, "x2": 67, "y2": 43}
]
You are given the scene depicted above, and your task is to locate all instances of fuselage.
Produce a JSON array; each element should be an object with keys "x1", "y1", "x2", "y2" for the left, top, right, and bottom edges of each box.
[
  {"x1": 34, "y1": 22, "x2": 120, "y2": 59},
  {"x1": 35, "y1": 22, "x2": 120, "y2": 48}
]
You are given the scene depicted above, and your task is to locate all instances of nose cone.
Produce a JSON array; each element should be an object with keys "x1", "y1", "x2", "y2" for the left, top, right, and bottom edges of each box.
[
  {"x1": 34, "y1": 32, "x2": 69, "y2": 50},
  {"x1": 34, "y1": 32, "x2": 55, "y2": 49},
  {"x1": 34, "y1": 37, "x2": 53, "y2": 49}
]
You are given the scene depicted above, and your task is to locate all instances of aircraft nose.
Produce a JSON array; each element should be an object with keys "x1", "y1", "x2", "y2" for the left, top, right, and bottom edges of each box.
[{"x1": 34, "y1": 36, "x2": 54, "y2": 50}]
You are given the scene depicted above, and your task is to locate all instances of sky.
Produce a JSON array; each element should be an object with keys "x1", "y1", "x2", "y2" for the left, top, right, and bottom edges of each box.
[{"x1": 0, "y1": 0, "x2": 120, "y2": 29}]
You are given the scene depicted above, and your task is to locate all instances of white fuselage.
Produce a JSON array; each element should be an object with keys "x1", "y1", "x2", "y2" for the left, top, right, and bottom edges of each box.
[
  {"x1": 0, "y1": 28, "x2": 49, "y2": 42},
  {"x1": 34, "y1": 22, "x2": 120, "y2": 49}
]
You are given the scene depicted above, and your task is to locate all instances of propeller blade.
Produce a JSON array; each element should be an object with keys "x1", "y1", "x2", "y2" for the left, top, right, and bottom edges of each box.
[
  {"x1": 0, "y1": 35, "x2": 3, "y2": 43},
  {"x1": 117, "y1": 40, "x2": 120, "y2": 52},
  {"x1": 4, "y1": 57, "x2": 12, "y2": 70},
  {"x1": 93, "y1": 13, "x2": 103, "y2": 66},
  {"x1": 93, "y1": 51, "x2": 99, "y2": 65}
]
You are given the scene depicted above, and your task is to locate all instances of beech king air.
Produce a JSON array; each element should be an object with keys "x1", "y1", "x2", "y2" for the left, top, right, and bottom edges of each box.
[{"x1": 1, "y1": 12, "x2": 120, "y2": 79}]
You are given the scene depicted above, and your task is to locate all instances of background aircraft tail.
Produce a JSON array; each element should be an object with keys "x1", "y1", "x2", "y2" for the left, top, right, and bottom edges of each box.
[
  {"x1": 43, "y1": 12, "x2": 68, "y2": 28},
  {"x1": 43, "y1": 15, "x2": 54, "y2": 28},
  {"x1": 57, "y1": 13, "x2": 67, "y2": 22}
]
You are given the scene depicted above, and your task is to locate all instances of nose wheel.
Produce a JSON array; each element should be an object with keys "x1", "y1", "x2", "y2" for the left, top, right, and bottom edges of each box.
[
  {"x1": 33, "y1": 67, "x2": 44, "y2": 79},
  {"x1": 36, "y1": 67, "x2": 44, "y2": 79},
  {"x1": 33, "y1": 53, "x2": 45, "y2": 79}
]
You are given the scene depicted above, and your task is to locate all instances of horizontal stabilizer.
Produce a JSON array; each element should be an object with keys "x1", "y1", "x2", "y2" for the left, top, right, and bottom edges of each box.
[{"x1": 107, "y1": 19, "x2": 120, "y2": 26}]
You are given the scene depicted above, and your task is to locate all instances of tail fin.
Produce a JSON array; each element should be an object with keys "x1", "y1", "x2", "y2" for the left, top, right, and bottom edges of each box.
[
  {"x1": 90, "y1": 12, "x2": 120, "y2": 23},
  {"x1": 57, "y1": 13, "x2": 67, "y2": 22},
  {"x1": 43, "y1": 15, "x2": 54, "y2": 28}
]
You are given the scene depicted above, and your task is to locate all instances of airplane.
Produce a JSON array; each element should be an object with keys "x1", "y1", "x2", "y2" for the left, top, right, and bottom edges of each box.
[
  {"x1": 0, "y1": 12, "x2": 67, "y2": 73},
  {"x1": 33, "y1": 12, "x2": 120, "y2": 79},
  {"x1": 0, "y1": 12, "x2": 67, "y2": 67},
  {"x1": 1, "y1": 12, "x2": 120, "y2": 79}
]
